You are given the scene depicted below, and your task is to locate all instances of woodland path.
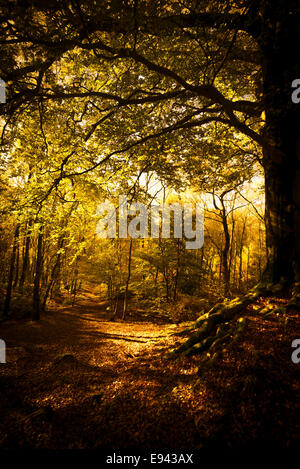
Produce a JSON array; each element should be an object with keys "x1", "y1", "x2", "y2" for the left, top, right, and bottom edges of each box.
[
  {"x1": 0, "y1": 296, "x2": 200, "y2": 449},
  {"x1": 0, "y1": 294, "x2": 299, "y2": 449}
]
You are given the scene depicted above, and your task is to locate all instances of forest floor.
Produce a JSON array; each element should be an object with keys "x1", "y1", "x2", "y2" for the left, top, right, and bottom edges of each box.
[{"x1": 0, "y1": 292, "x2": 299, "y2": 449}]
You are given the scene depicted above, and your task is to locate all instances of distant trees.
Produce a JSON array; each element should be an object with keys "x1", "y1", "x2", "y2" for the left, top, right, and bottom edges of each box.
[{"x1": 0, "y1": 109, "x2": 266, "y2": 321}]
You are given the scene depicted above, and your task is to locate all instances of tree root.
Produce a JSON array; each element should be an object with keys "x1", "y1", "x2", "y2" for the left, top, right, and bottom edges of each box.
[
  {"x1": 170, "y1": 282, "x2": 280, "y2": 358},
  {"x1": 287, "y1": 281, "x2": 300, "y2": 310}
]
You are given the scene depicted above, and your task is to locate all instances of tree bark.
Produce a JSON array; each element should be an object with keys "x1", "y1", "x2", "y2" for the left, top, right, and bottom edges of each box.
[
  {"x1": 122, "y1": 238, "x2": 133, "y2": 320},
  {"x1": 19, "y1": 219, "x2": 33, "y2": 293},
  {"x1": 13, "y1": 237, "x2": 19, "y2": 288},
  {"x1": 42, "y1": 236, "x2": 64, "y2": 311},
  {"x1": 220, "y1": 195, "x2": 231, "y2": 296},
  {"x1": 259, "y1": 1, "x2": 300, "y2": 288},
  {"x1": 32, "y1": 227, "x2": 43, "y2": 321},
  {"x1": 238, "y1": 218, "x2": 247, "y2": 290},
  {"x1": 2, "y1": 224, "x2": 20, "y2": 320}
]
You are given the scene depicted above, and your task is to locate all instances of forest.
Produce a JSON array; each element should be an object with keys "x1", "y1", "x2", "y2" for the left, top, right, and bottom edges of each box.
[{"x1": 0, "y1": 0, "x2": 299, "y2": 453}]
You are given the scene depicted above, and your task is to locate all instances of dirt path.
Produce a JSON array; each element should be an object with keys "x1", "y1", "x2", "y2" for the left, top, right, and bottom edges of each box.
[
  {"x1": 0, "y1": 299, "x2": 199, "y2": 449},
  {"x1": 0, "y1": 297, "x2": 299, "y2": 449}
]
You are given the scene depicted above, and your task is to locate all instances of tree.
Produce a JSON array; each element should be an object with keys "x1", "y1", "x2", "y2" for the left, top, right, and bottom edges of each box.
[
  {"x1": 2, "y1": 223, "x2": 19, "y2": 319},
  {"x1": 32, "y1": 223, "x2": 43, "y2": 321},
  {"x1": 0, "y1": 0, "x2": 299, "y2": 346},
  {"x1": 1, "y1": 0, "x2": 298, "y2": 293}
]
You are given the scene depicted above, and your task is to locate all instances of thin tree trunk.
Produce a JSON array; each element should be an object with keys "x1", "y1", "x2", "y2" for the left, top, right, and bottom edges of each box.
[
  {"x1": 122, "y1": 238, "x2": 133, "y2": 320},
  {"x1": 164, "y1": 266, "x2": 170, "y2": 302},
  {"x1": 19, "y1": 219, "x2": 33, "y2": 293},
  {"x1": 154, "y1": 267, "x2": 159, "y2": 297},
  {"x1": 2, "y1": 224, "x2": 20, "y2": 320},
  {"x1": 13, "y1": 239, "x2": 19, "y2": 288},
  {"x1": 173, "y1": 239, "x2": 181, "y2": 301},
  {"x1": 238, "y1": 219, "x2": 247, "y2": 290},
  {"x1": 246, "y1": 247, "x2": 250, "y2": 284},
  {"x1": 234, "y1": 243, "x2": 238, "y2": 290},
  {"x1": 32, "y1": 227, "x2": 43, "y2": 321},
  {"x1": 220, "y1": 201, "x2": 231, "y2": 296},
  {"x1": 228, "y1": 217, "x2": 235, "y2": 273},
  {"x1": 42, "y1": 237, "x2": 64, "y2": 311},
  {"x1": 71, "y1": 268, "x2": 78, "y2": 306}
]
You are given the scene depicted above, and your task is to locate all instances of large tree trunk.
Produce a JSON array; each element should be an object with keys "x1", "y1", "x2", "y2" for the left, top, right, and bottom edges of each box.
[
  {"x1": 174, "y1": 2, "x2": 300, "y2": 358},
  {"x1": 260, "y1": 0, "x2": 300, "y2": 289}
]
